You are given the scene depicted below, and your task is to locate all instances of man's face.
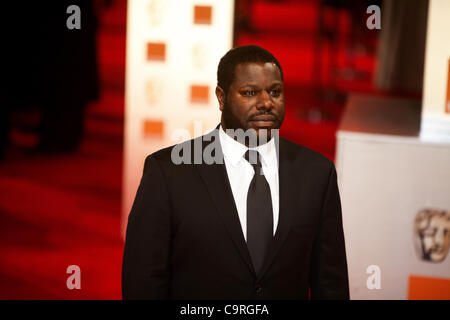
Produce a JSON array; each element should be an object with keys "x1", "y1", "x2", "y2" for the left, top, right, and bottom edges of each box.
[{"x1": 217, "y1": 62, "x2": 285, "y2": 144}]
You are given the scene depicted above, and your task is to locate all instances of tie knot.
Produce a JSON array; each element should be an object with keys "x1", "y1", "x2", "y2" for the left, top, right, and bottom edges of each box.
[{"x1": 244, "y1": 150, "x2": 262, "y2": 170}]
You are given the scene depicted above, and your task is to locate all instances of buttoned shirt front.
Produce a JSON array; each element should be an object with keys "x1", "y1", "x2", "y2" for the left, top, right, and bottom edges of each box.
[{"x1": 218, "y1": 125, "x2": 279, "y2": 241}]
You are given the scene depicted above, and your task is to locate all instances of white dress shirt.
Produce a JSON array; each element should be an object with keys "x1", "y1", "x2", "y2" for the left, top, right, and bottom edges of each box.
[{"x1": 219, "y1": 125, "x2": 279, "y2": 242}]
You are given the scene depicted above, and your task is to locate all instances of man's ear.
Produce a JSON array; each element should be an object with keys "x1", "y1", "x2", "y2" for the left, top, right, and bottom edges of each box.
[{"x1": 215, "y1": 86, "x2": 225, "y2": 111}]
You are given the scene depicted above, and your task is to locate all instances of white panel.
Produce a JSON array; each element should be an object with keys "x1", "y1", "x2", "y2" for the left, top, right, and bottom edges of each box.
[
  {"x1": 337, "y1": 94, "x2": 450, "y2": 299},
  {"x1": 421, "y1": 0, "x2": 450, "y2": 142},
  {"x1": 122, "y1": 0, "x2": 235, "y2": 237},
  {"x1": 338, "y1": 132, "x2": 450, "y2": 299}
]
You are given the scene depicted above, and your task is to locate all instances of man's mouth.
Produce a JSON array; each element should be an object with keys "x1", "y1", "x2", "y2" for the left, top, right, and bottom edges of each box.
[{"x1": 249, "y1": 115, "x2": 277, "y2": 126}]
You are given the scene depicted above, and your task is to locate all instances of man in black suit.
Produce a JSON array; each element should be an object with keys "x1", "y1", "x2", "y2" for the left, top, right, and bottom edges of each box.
[{"x1": 122, "y1": 45, "x2": 349, "y2": 299}]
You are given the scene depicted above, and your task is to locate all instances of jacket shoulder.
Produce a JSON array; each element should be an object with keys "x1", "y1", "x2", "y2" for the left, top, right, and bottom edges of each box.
[
  {"x1": 142, "y1": 134, "x2": 206, "y2": 170},
  {"x1": 145, "y1": 144, "x2": 177, "y2": 163},
  {"x1": 279, "y1": 137, "x2": 334, "y2": 170},
  {"x1": 143, "y1": 127, "x2": 220, "y2": 168}
]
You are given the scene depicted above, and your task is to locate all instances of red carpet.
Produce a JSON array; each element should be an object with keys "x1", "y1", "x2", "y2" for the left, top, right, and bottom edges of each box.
[{"x1": 0, "y1": 1, "x2": 126, "y2": 300}]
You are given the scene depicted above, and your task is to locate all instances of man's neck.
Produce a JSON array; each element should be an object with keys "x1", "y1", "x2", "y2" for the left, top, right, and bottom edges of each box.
[{"x1": 220, "y1": 124, "x2": 276, "y2": 148}]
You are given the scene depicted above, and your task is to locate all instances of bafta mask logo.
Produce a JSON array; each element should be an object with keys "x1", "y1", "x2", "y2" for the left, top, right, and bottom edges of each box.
[
  {"x1": 148, "y1": 0, "x2": 167, "y2": 27},
  {"x1": 192, "y1": 42, "x2": 210, "y2": 70},
  {"x1": 414, "y1": 209, "x2": 450, "y2": 263},
  {"x1": 145, "y1": 78, "x2": 163, "y2": 107}
]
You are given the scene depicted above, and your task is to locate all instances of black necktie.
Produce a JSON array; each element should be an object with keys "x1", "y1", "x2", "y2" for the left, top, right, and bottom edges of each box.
[{"x1": 244, "y1": 150, "x2": 273, "y2": 275}]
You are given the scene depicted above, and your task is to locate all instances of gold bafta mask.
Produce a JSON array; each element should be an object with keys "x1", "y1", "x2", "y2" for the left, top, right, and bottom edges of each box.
[
  {"x1": 148, "y1": 0, "x2": 166, "y2": 27},
  {"x1": 192, "y1": 42, "x2": 210, "y2": 70},
  {"x1": 145, "y1": 78, "x2": 163, "y2": 107},
  {"x1": 414, "y1": 209, "x2": 450, "y2": 263}
]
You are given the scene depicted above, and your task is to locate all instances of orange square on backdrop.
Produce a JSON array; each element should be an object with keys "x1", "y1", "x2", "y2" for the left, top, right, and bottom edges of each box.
[
  {"x1": 143, "y1": 119, "x2": 164, "y2": 138},
  {"x1": 194, "y1": 5, "x2": 212, "y2": 25},
  {"x1": 190, "y1": 85, "x2": 209, "y2": 104},
  {"x1": 408, "y1": 275, "x2": 450, "y2": 300},
  {"x1": 147, "y1": 42, "x2": 166, "y2": 61}
]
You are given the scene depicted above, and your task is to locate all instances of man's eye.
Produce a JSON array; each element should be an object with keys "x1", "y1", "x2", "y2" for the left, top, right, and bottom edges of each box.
[
  {"x1": 270, "y1": 89, "x2": 281, "y2": 96},
  {"x1": 243, "y1": 90, "x2": 256, "y2": 96}
]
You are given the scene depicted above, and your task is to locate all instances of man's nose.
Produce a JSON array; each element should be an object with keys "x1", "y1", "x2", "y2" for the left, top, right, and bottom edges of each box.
[{"x1": 256, "y1": 90, "x2": 274, "y2": 110}]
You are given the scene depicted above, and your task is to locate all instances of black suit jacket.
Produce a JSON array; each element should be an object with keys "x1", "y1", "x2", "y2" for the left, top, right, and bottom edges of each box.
[{"x1": 122, "y1": 128, "x2": 349, "y2": 299}]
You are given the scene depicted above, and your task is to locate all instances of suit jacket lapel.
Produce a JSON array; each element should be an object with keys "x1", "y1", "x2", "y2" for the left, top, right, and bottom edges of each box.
[
  {"x1": 257, "y1": 137, "x2": 297, "y2": 282},
  {"x1": 195, "y1": 128, "x2": 256, "y2": 276},
  {"x1": 195, "y1": 128, "x2": 299, "y2": 281}
]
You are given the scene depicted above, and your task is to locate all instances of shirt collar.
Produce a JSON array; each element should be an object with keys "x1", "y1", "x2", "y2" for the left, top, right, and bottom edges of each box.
[{"x1": 219, "y1": 125, "x2": 278, "y2": 168}]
